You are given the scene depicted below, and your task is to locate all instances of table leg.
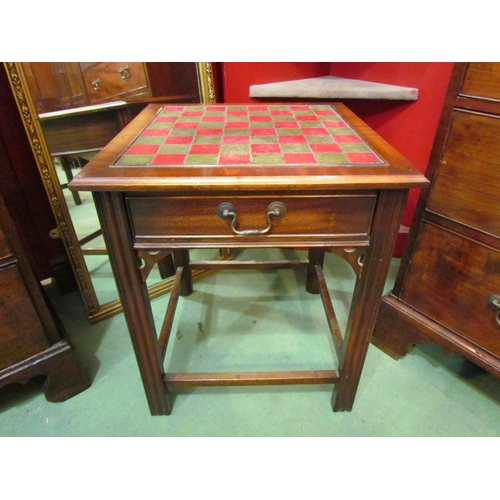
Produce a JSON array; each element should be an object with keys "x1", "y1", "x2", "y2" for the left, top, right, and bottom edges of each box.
[
  {"x1": 173, "y1": 249, "x2": 193, "y2": 296},
  {"x1": 306, "y1": 247, "x2": 325, "y2": 294},
  {"x1": 332, "y1": 189, "x2": 408, "y2": 411},
  {"x1": 93, "y1": 192, "x2": 172, "y2": 415}
]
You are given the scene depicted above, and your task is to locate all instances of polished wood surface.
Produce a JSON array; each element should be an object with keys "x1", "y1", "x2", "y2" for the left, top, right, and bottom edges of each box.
[
  {"x1": 373, "y1": 63, "x2": 500, "y2": 378},
  {"x1": 72, "y1": 103, "x2": 427, "y2": 415},
  {"x1": 0, "y1": 193, "x2": 90, "y2": 401}
]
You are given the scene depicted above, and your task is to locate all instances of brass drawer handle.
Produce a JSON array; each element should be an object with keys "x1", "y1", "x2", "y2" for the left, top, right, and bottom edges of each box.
[
  {"x1": 91, "y1": 79, "x2": 101, "y2": 90},
  {"x1": 118, "y1": 65, "x2": 131, "y2": 79},
  {"x1": 217, "y1": 202, "x2": 286, "y2": 236},
  {"x1": 486, "y1": 293, "x2": 500, "y2": 326}
]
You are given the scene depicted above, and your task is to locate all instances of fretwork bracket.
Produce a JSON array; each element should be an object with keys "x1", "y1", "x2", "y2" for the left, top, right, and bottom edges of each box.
[
  {"x1": 327, "y1": 247, "x2": 367, "y2": 278},
  {"x1": 137, "y1": 249, "x2": 173, "y2": 282}
]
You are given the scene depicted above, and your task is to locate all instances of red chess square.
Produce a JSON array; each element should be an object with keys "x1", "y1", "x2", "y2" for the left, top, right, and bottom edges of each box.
[
  {"x1": 174, "y1": 122, "x2": 199, "y2": 128},
  {"x1": 302, "y1": 128, "x2": 329, "y2": 135},
  {"x1": 270, "y1": 110, "x2": 293, "y2": 116},
  {"x1": 283, "y1": 153, "x2": 316, "y2": 164},
  {"x1": 323, "y1": 120, "x2": 346, "y2": 127},
  {"x1": 166, "y1": 106, "x2": 184, "y2": 111},
  {"x1": 346, "y1": 152, "x2": 380, "y2": 163},
  {"x1": 219, "y1": 154, "x2": 251, "y2": 164},
  {"x1": 164, "y1": 136, "x2": 192, "y2": 144},
  {"x1": 152, "y1": 154, "x2": 185, "y2": 165},
  {"x1": 290, "y1": 105, "x2": 310, "y2": 110},
  {"x1": 144, "y1": 128, "x2": 171, "y2": 136},
  {"x1": 155, "y1": 116, "x2": 177, "y2": 122},
  {"x1": 250, "y1": 105, "x2": 269, "y2": 111},
  {"x1": 333, "y1": 134, "x2": 362, "y2": 143},
  {"x1": 249, "y1": 115, "x2": 272, "y2": 122},
  {"x1": 196, "y1": 128, "x2": 223, "y2": 136},
  {"x1": 190, "y1": 144, "x2": 221, "y2": 154},
  {"x1": 250, "y1": 128, "x2": 276, "y2": 136},
  {"x1": 222, "y1": 136, "x2": 249, "y2": 144},
  {"x1": 127, "y1": 144, "x2": 160, "y2": 155},
  {"x1": 225, "y1": 121, "x2": 250, "y2": 128},
  {"x1": 310, "y1": 143, "x2": 342, "y2": 153},
  {"x1": 251, "y1": 144, "x2": 281, "y2": 154},
  {"x1": 202, "y1": 116, "x2": 225, "y2": 122},
  {"x1": 275, "y1": 121, "x2": 299, "y2": 128},
  {"x1": 279, "y1": 135, "x2": 307, "y2": 144},
  {"x1": 296, "y1": 115, "x2": 319, "y2": 121},
  {"x1": 227, "y1": 110, "x2": 248, "y2": 116}
]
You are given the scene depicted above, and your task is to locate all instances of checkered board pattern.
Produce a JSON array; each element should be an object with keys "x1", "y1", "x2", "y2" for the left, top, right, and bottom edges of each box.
[{"x1": 115, "y1": 105, "x2": 387, "y2": 168}]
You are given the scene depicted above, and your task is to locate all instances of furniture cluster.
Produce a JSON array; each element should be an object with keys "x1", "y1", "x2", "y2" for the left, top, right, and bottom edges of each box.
[
  {"x1": 373, "y1": 63, "x2": 500, "y2": 377},
  {"x1": 70, "y1": 102, "x2": 427, "y2": 415}
]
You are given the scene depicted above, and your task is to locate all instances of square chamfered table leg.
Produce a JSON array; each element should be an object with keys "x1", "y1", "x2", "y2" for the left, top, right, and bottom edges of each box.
[
  {"x1": 332, "y1": 189, "x2": 408, "y2": 411},
  {"x1": 93, "y1": 192, "x2": 172, "y2": 415}
]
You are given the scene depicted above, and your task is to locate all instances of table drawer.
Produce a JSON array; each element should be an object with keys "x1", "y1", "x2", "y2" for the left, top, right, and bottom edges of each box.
[
  {"x1": 401, "y1": 222, "x2": 500, "y2": 357},
  {"x1": 127, "y1": 194, "x2": 376, "y2": 246}
]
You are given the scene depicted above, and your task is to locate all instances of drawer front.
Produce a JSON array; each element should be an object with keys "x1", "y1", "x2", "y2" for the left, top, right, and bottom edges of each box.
[
  {"x1": 81, "y1": 62, "x2": 149, "y2": 103},
  {"x1": 427, "y1": 110, "x2": 500, "y2": 239},
  {"x1": 127, "y1": 194, "x2": 376, "y2": 246},
  {"x1": 401, "y1": 222, "x2": 500, "y2": 357},
  {"x1": 461, "y1": 63, "x2": 500, "y2": 102}
]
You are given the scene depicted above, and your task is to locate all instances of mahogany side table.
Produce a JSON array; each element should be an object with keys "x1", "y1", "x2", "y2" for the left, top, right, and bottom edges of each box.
[{"x1": 70, "y1": 103, "x2": 427, "y2": 415}]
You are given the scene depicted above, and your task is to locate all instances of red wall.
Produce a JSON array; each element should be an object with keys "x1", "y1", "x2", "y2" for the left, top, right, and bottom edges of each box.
[{"x1": 220, "y1": 62, "x2": 454, "y2": 255}]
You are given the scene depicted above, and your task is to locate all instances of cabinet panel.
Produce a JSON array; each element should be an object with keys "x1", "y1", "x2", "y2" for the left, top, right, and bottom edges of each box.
[
  {"x1": 81, "y1": 62, "x2": 150, "y2": 104},
  {"x1": 0, "y1": 264, "x2": 51, "y2": 369},
  {"x1": 0, "y1": 226, "x2": 10, "y2": 259},
  {"x1": 461, "y1": 63, "x2": 500, "y2": 102},
  {"x1": 401, "y1": 222, "x2": 500, "y2": 357},
  {"x1": 427, "y1": 110, "x2": 500, "y2": 239}
]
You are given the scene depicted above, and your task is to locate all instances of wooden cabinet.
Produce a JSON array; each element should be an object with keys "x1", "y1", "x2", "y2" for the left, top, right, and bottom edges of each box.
[
  {"x1": 0, "y1": 192, "x2": 90, "y2": 401},
  {"x1": 22, "y1": 62, "x2": 202, "y2": 114},
  {"x1": 372, "y1": 63, "x2": 500, "y2": 377}
]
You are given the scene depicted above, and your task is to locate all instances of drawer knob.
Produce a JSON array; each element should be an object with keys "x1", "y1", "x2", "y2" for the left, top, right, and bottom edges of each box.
[
  {"x1": 118, "y1": 65, "x2": 131, "y2": 79},
  {"x1": 486, "y1": 294, "x2": 500, "y2": 326},
  {"x1": 217, "y1": 202, "x2": 286, "y2": 236},
  {"x1": 91, "y1": 79, "x2": 101, "y2": 90},
  {"x1": 487, "y1": 293, "x2": 500, "y2": 311}
]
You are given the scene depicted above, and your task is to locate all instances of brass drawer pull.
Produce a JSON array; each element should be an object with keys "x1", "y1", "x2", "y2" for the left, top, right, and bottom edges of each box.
[
  {"x1": 91, "y1": 79, "x2": 101, "y2": 90},
  {"x1": 217, "y1": 202, "x2": 286, "y2": 236},
  {"x1": 118, "y1": 65, "x2": 131, "y2": 79},
  {"x1": 486, "y1": 293, "x2": 500, "y2": 326}
]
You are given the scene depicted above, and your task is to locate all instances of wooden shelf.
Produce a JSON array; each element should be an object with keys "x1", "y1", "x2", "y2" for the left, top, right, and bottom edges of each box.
[{"x1": 249, "y1": 76, "x2": 418, "y2": 101}]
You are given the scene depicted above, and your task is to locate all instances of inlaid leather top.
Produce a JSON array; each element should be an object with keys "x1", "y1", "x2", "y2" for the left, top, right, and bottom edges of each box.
[
  {"x1": 69, "y1": 103, "x2": 428, "y2": 192},
  {"x1": 114, "y1": 104, "x2": 387, "y2": 168}
]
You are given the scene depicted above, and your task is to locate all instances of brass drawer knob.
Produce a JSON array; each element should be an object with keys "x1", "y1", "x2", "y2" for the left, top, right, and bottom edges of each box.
[
  {"x1": 217, "y1": 202, "x2": 286, "y2": 236},
  {"x1": 118, "y1": 65, "x2": 131, "y2": 79},
  {"x1": 486, "y1": 293, "x2": 500, "y2": 326},
  {"x1": 91, "y1": 79, "x2": 101, "y2": 90}
]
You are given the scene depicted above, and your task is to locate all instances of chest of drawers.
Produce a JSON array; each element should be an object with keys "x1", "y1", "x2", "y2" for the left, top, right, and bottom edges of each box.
[{"x1": 373, "y1": 63, "x2": 500, "y2": 376}]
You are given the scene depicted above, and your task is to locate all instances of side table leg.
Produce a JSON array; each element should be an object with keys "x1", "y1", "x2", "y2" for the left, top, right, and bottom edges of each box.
[
  {"x1": 306, "y1": 248, "x2": 325, "y2": 294},
  {"x1": 173, "y1": 249, "x2": 193, "y2": 296},
  {"x1": 332, "y1": 190, "x2": 408, "y2": 412},
  {"x1": 94, "y1": 192, "x2": 172, "y2": 415}
]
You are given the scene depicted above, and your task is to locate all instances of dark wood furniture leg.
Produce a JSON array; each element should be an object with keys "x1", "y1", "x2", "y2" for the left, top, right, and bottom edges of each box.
[
  {"x1": 332, "y1": 189, "x2": 408, "y2": 411},
  {"x1": 306, "y1": 247, "x2": 325, "y2": 294},
  {"x1": 173, "y1": 249, "x2": 193, "y2": 296},
  {"x1": 93, "y1": 192, "x2": 172, "y2": 415}
]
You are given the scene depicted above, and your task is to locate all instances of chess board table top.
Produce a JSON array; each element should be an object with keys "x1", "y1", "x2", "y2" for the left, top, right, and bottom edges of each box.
[{"x1": 71, "y1": 103, "x2": 427, "y2": 193}]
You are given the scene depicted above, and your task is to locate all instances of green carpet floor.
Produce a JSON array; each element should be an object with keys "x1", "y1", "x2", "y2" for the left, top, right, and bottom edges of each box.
[{"x1": 1, "y1": 248, "x2": 499, "y2": 437}]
